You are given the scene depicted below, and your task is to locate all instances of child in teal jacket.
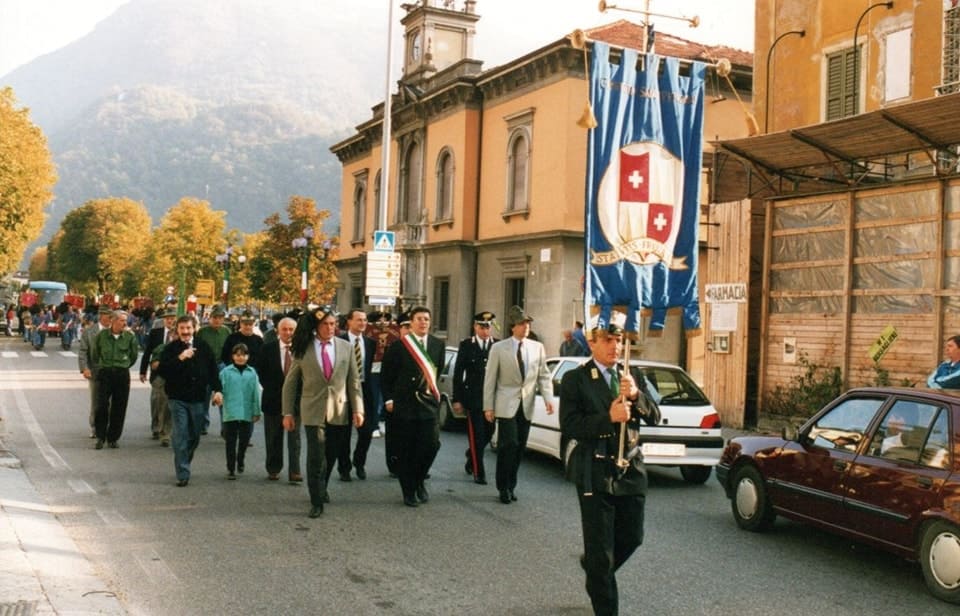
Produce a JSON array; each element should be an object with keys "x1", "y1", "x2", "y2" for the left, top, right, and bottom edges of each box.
[{"x1": 219, "y1": 343, "x2": 262, "y2": 478}]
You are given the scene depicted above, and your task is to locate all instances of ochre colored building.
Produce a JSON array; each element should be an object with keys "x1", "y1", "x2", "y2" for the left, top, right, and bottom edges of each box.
[
  {"x1": 712, "y1": 1, "x2": 960, "y2": 426},
  {"x1": 331, "y1": 2, "x2": 753, "y2": 393}
]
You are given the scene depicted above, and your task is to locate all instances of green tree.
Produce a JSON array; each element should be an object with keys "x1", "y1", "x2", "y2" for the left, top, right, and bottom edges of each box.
[
  {"x1": 249, "y1": 196, "x2": 337, "y2": 306},
  {"x1": 0, "y1": 87, "x2": 57, "y2": 273},
  {"x1": 49, "y1": 198, "x2": 152, "y2": 296}
]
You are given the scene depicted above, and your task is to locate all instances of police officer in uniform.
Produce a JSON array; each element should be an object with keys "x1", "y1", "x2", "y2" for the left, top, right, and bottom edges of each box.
[
  {"x1": 453, "y1": 311, "x2": 497, "y2": 484},
  {"x1": 559, "y1": 324, "x2": 661, "y2": 616}
]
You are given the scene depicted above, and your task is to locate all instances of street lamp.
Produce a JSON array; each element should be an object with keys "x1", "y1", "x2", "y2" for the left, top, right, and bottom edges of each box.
[
  {"x1": 852, "y1": 2, "x2": 894, "y2": 117},
  {"x1": 764, "y1": 28, "x2": 805, "y2": 133},
  {"x1": 215, "y1": 245, "x2": 246, "y2": 310},
  {"x1": 292, "y1": 226, "x2": 333, "y2": 307}
]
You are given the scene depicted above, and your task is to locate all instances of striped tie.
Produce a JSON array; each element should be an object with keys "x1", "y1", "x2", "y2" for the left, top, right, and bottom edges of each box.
[{"x1": 354, "y1": 336, "x2": 364, "y2": 381}]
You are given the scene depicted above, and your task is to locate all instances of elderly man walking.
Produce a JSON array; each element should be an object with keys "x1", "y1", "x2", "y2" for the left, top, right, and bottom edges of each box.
[{"x1": 91, "y1": 310, "x2": 140, "y2": 449}]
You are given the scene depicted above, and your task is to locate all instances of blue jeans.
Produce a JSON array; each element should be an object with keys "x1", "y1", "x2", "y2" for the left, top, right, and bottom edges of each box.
[{"x1": 170, "y1": 399, "x2": 206, "y2": 481}]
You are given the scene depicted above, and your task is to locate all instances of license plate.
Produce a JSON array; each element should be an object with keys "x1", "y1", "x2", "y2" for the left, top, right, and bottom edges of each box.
[{"x1": 642, "y1": 443, "x2": 686, "y2": 456}]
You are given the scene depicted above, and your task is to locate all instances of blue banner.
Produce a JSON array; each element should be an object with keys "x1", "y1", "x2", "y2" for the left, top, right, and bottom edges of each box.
[{"x1": 584, "y1": 42, "x2": 705, "y2": 333}]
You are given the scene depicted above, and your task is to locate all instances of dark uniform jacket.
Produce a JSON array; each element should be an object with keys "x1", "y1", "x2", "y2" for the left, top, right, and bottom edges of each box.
[
  {"x1": 158, "y1": 338, "x2": 222, "y2": 402},
  {"x1": 258, "y1": 339, "x2": 288, "y2": 416},
  {"x1": 221, "y1": 332, "x2": 264, "y2": 369},
  {"x1": 452, "y1": 335, "x2": 496, "y2": 412},
  {"x1": 559, "y1": 360, "x2": 661, "y2": 496},
  {"x1": 381, "y1": 334, "x2": 445, "y2": 421}
]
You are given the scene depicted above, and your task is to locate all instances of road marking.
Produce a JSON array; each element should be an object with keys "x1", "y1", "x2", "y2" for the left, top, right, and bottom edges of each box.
[
  {"x1": 96, "y1": 509, "x2": 129, "y2": 528},
  {"x1": 1, "y1": 351, "x2": 15, "y2": 358},
  {"x1": 30, "y1": 351, "x2": 48, "y2": 357},
  {"x1": 69, "y1": 479, "x2": 97, "y2": 495},
  {"x1": 0, "y1": 370, "x2": 148, "y2": 390},
  {"x1": 59, "y1": 351, "x2": 78, "y2": 358},
  {"x1": 11, "y1": 385, "x2": 70, "y2": 471}
]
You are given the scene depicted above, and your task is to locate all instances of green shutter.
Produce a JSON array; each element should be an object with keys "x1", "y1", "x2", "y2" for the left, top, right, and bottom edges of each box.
[{"x1": 825, "y1": 47, "x2": 860, "y2": 120}]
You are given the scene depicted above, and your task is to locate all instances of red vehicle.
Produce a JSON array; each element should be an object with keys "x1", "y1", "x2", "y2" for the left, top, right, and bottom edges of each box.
[{"x1": 717, "y1": 387, "x2": 960, "y2": 604}]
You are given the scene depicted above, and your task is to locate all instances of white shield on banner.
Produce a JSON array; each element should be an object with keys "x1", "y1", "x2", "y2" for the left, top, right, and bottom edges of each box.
[{"x1": 594, "y1": 141, "x2": 684, "y2": 267}]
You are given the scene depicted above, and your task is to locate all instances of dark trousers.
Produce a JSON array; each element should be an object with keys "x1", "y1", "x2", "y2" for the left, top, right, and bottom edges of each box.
[
  {"x1": 263, "y1": 414, "x2": 301, "y2": 476},
  {"x1": 465, "y1": 407, "x2": 494, "y2": 479},
  {"x1": 495, "y1": 408, "x2": 531, "y2": 492},
  {"x1": 577, "y1": 491, "x2": 646, "y2": 616},
  {"x1": 352, "y1": 405, "x2": 377, "y2": 470},
  {"x1": 304, "y1": 425, "x2": 328, "y2": 508},
  {"x1": 384, "y1": 413, "x2": 399, "y2": 474},
  {"x1": 94, "y1": 367, "x2": 131, "y2": 443},
  {"x1": 223, "y1": 420, "x2": 253, "y2": 473},
  {"x1": 323, "y1": 423, "x2": 352, "y2": 482},
  {"x1": 393, "y1": 417, "x2": 439, "y2": 498}
]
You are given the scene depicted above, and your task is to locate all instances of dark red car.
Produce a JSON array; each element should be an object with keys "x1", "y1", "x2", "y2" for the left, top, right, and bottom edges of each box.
[{"x1": 717, "y1": 387, "x2": 960, "y2": 604}]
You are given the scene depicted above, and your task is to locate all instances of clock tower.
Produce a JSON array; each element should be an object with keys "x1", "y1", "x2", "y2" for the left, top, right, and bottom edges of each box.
[{"x1": 401, "y1": 0, "x2": 479, "y2": 84}]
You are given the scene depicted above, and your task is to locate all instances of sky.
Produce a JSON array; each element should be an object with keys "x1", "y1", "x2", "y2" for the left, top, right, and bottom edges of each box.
[{"x1": 0, "y1": 0, "x2": 754, "y2": 78}]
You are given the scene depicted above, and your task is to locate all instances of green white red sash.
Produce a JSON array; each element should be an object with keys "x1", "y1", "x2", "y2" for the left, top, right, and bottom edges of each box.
[{"x1": 401, "y1": 333, "x2": 439, "y2": 400}]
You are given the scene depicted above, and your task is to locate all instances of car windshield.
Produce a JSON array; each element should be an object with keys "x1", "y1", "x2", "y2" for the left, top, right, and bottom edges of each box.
[{"x1": 639, "y1": 367, "x2": 709, "y2": 406}]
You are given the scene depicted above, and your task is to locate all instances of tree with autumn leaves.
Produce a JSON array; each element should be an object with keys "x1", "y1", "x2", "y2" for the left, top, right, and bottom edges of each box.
[{"x1": 0, "y1": 87, "x2": 57, "y2": 274}]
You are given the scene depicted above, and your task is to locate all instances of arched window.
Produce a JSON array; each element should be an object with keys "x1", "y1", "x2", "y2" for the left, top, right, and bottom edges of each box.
[
  {"x1": 435, "y1": 148, "x2": 455, "y2": 222},
  {"x1": 351, "y1": 175, "x2": 366, "y2": 243},
  {"x1": 506, "y1": 128, "x2": 530, "y2": 213},
  {"x1": 398, "y1": 139, "x2": 423, "y2": 224}
]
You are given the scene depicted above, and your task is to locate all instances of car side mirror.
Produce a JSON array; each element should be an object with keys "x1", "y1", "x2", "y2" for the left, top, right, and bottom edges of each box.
[{"x1": 781, "y1": 424, "x2": 799, "y2": 441}]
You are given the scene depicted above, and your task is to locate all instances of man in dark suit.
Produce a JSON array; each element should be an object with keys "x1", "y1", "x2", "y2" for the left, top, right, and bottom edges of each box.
[
  {"x1": 258, "y1": 316, "x2": 301, "y2": 482},
  {"x1": 339, "y1": 308, "x2": 378, "y2": 480},
  {"x1": 381, "y1": 306, "x2": 445, "y2": 507},
  {"x1": 559, "y1": 324, "x2": 661, "y2": 616},
  {"x1": 139, "y1": 308, "x2": 177, "y2": 440},
  {"x1": 453, "y1": 311, "x2": 497, "y2": 484}
]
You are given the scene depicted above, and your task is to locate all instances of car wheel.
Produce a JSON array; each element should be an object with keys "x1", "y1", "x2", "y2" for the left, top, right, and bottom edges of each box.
[
  {"x1": 920, "y1": 520, "x2": 960, "y2": 604},
  {"x1": 437, "y1": 398, "x2": 454, "y2": 432},
  {"x1": 679, "y1": 465, "x2": 712, "y2": 484},
  {"x1": 730, "y1": 465, "x2": 775, "y2": 532}
]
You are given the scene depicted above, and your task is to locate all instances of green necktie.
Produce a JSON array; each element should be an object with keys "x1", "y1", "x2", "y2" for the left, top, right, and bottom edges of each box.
[{"x1": 608, "y1": 368, "x2": 620, "y2": 397}]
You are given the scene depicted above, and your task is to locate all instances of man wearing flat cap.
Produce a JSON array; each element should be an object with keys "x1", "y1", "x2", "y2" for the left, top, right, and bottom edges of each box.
[
  {"x1": 483, "y1": 306, "x2": 554, "y2": 504},
  {"x1": 453, "y1": 311, "x2": 497, "y2": 484},
  {"x1": 559, "y1": 324, "x2": 661, "y2": 616},
  {"x1": 197, "y1": 305, "x2": 233, "y2": 433},
  {"x1": 140, "y1": 308, "x2": 178, "y2": 439}
]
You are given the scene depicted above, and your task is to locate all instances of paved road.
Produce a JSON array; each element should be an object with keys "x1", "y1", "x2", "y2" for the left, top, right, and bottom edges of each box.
[{"x1": 0, "y1": 336, "x2": 954, "y2": 615}]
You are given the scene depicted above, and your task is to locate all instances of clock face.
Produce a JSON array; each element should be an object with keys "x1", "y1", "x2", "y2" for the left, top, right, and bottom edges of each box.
[{"x1": 411, "y1": 32, "x2": 421, "y2": 61}]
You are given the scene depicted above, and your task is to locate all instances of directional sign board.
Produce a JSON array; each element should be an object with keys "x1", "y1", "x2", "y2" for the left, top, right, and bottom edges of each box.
[
  {"x1": 194, "y1": 279, "x2": 216, "y2": 304},
  {"x1": 366, "y1": 251, "x2": 401, "y2": 299}
]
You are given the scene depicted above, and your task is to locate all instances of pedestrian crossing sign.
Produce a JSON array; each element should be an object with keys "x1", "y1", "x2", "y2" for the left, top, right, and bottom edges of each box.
[{"x1": 373, "y1": 230, "x2": 395, "y2": 252}]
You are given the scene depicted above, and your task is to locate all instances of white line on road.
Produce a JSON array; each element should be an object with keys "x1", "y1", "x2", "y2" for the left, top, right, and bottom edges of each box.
[
  {"x1": 69, "y1": 479, "x2": 97, "y2": 495},
  {"x1": 96, "y1": 509, "x2": 129, "y2": 528},
  {"x1": 1, "y1": 351, "x2": 15, "y2": 358},
  {"x1": 29, "y1": 351, "x2": 48, "y2": 357},
  {"x1": 12, "y1": 385, "x2": 70, "y2": 471},
  {"x1": 59, "y1": 351, "x2": 78, "y2": 358}
]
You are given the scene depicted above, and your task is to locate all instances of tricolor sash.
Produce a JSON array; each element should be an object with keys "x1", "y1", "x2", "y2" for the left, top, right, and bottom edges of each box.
[{"x1": 401, "y1": 334, "x2": 440, "y2": 401}]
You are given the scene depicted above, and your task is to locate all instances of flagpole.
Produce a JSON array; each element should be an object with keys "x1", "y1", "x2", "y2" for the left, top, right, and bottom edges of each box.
[{"x1": 378, "y1": 0, "x2": 395, "y2": 233}]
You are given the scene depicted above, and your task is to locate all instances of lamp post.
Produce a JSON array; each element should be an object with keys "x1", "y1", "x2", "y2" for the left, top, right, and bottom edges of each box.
[
  {"x1": 764, "y1": 28, "x2": 805, "y2": 133},
  {"x1": 852, "y1": 1, "x2": 894, "y2": 117},
  {"x1": 292, "y1": 226, "x2": 333, "y2": 307},
  {"x1": 215, "y1": 245, "x2": 246, "y2": 311}
]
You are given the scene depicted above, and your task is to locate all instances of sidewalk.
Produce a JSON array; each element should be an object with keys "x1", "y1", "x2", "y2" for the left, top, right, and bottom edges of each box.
[{"x1": 0, "y1": 439, "x2": 125, "y2": 615}]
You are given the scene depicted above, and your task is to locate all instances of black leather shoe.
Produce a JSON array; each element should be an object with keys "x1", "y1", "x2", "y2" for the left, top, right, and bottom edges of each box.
[
  {"x1": 464, "y1": 459, "x2": 472, "y2": 474},
  {"x1": 308, "y1": 505, "x2": 323, "y2": 518},
  {"x1": 474, "y1": 476, "x2": 487, "y2": 485},
  {"x1": 499, "y1": 490, "x2": 511, "y2": 504},
  {"x1": 355, "y1": 466, "x2": 366, "y2": 480},
  {"x1": 176, "y1": 479, "x2": 189, "y2": 487},
  {"x1": 322, "y1": 491, "x2": 330, "y2": 503},
  {"x1": 416, "y1": 483, "x2": 429, "y2": 503},
  {"x1": 339, "y1": 472, "x2": 352, "y2": 482},
  {"x1": 95, "y1": 439, "x2": 104, "y2": 450},
  {"x1": 403, "y1": 494, "x2": 419, "y2": 507},
  {"x1": 108, "y1": 441, "x2": 118, "y2": 449},
  {"x1": 509, "y1": 489, "x2": 517, "y2": 502}
]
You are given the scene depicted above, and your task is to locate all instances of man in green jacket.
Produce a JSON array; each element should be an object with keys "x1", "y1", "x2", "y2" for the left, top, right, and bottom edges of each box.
[{"x1": 92, "y1": 310, "x2": 140, "y2": 449}]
